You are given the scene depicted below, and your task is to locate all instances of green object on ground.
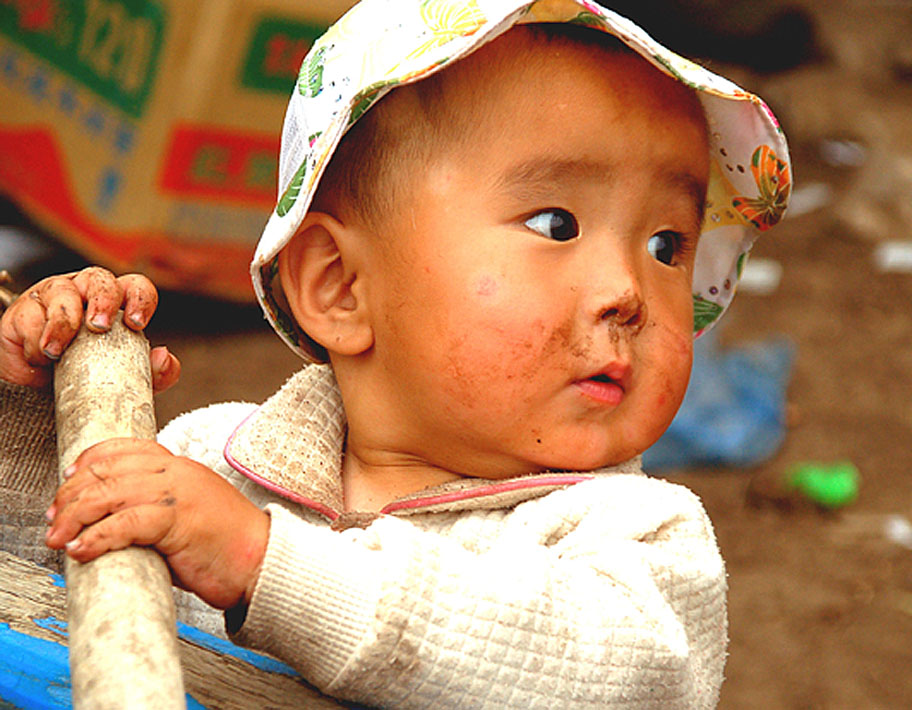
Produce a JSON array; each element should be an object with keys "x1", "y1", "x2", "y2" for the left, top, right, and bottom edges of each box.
[{"x1": 788, "y1": 461, "x2": 860, "y2": 509}]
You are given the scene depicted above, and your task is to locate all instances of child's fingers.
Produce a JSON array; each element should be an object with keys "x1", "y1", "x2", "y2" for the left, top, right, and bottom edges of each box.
[
  {"x1": 150, "y1": 346, "x2": 181, "y2": 393},
  {"x1": 51, "y1": 440, "x2": 170, "y2": 515},
  {"x1": 71, "y1": 267, "x2": 124, "y2": 332},
  {"x1": 61, "y1": 504, "x2": 176, "y2": 563},
  {"x1": 4, "y1": 291, "x2": 56, "y2": 367},
  {"x1": 68, "y1": 437, "x2": 168, "y2": 473},
  {"x1": 0, "y1": 301, "x2": 52, "y2": 386},
  {"x1": 0, "y1": 267, "x2": 159, "y2": 387},
  {"x1": 117, "y1": 273, "x2": 158, "y2": 330},
  {"x1": 47, "y1": 457, "x2": 174, "y2": 549},
  {"x1": 33, "y1": 278, "x2": 84, "y2": 360},
  {"x1": 2, "y1": 273, "x2": 82, "y2": 364}
]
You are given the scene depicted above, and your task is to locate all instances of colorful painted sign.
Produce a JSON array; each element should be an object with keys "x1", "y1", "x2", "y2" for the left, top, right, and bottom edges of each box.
[{"x1": 0, "y1": 0, "x2": 166, "y2": 117}]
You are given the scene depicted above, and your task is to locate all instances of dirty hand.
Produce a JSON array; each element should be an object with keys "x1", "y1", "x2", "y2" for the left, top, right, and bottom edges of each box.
[
  {"x1": 45, "y1": 438, "x2": 269, "y2": 611},
  {"x1": 0, "y1": 266, "x2": 179, "y2": 390}
]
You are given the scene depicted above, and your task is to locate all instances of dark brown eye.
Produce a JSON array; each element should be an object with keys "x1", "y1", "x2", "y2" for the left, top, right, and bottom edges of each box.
[
  {"x1": 647, "y1": 231, "x2": 679, "y2": 265},
  {"x1": 524, "y1": 209, "x2": 579, "y2": 242}
]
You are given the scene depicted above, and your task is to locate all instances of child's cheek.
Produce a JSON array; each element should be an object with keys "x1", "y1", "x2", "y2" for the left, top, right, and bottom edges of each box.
[
  {"x1": 650, "y1": 326, "x2": 692, "y2": 417},
  {"x1": 474, "y1": 275, "x2": 499, "y2": 298},
  {"x1": 439, "y1": 277, "x2": 546, "y2": 409}
]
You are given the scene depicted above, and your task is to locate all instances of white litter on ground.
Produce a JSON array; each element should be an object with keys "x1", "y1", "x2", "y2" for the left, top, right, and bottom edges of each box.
[
  {"x1": 739, "y1": 257, "x2": 784, "y2": 295},
  {"x1": 786, "y1": 182, "x2": 833, "y2": 218},
  {"x1": 873, "y1": 241, "x2": 912, "y2": 273}
]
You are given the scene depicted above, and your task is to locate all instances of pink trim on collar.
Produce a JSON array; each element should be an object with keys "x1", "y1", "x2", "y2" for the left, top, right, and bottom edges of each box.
[
  {"x1": 223, "y1": 408, "x2": 341, "y2": 522},
  {"x1": 224, "y1": 407, "x2": 592, "y2": 519},
  {"x1": 379, "y1": 475, "x2": 593, "y2": 514}
]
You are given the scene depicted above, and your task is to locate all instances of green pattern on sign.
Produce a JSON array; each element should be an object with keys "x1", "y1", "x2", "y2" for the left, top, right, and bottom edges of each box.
[
  {"x1": 241, "y1": 16, "x2": 326, "y2": 94},
  {"x1": 0, "y1": 0, "x2": 166, "y2": 117}
]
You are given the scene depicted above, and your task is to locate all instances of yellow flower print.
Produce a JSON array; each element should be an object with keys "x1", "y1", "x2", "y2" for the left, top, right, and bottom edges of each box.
[
  {"x1": 732, "y1": 145, "x2": 791, "y2": 231},
  {"x1": 703, "y1": 161, "x2": 745, "y2": 230},
  {"x1": 403, "y1": 0, "x2": 486, "y2": 63}
]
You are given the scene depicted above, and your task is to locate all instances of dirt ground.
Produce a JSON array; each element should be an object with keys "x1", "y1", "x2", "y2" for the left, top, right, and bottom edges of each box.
[{"x1": 4, "y1": 3, "x2": 912, "y2": 708}]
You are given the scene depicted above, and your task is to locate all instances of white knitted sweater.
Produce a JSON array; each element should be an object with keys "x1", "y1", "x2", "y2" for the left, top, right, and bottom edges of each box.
[
  {"x1": 1, "y1": 366, "x2": 727, "y2": 708},
  {"x1": 156, "y1": 365, "x2": 728, "y2": 709}
]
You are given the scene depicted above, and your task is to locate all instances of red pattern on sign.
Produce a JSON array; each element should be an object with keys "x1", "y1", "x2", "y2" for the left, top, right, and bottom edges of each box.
[
  {"x1": 159, "y1": 125, "x2": 279, "y2": 206},
  {"x1": 0, "y1": 127, "x2": 256, "y2": 300}
]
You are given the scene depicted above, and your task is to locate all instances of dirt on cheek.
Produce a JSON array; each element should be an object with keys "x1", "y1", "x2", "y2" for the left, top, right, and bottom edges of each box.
[
  {"x1": 441, "y1": 319, "x2": 555, "y2": 411},
  {"x1": 644, "y1": 323, "x2": 692, "y2": 413},
  {"x1": 540, "y1": 320, "x2": 575, "y2": 358},
  {"x1": 440, "y1": 333, "x2": 488, "y2": 411},
  {"x1": 516, "y1": 320, "x2": 569, "y2": 379},
  {"x1": 655, "y1": 369, "x2": 685, "y2": 414}
]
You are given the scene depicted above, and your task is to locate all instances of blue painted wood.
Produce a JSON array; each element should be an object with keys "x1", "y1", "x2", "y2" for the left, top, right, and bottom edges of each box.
[
  {"x1": 0, "y1": 552, "x2": 346, "y2": 710},
  {"x1": 0, "y1": 622, "x2": 71, "y2": 710},
  {"x1": 0, "y1": 617, "x2": 294, "y2": 709},
  {"x1": 174, "y1": 622, "x2": 296, "y2": 677}
]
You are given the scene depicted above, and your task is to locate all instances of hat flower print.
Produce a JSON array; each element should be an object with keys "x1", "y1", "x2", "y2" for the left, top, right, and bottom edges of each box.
[{"x1": 253, "y1": 0, "x2": 791, "y2": 361}]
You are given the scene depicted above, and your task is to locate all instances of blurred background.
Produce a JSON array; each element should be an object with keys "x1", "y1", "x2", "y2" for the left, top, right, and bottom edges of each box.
[{"x1": 2, "y1": 1, "x2": 912, "y2": 707}]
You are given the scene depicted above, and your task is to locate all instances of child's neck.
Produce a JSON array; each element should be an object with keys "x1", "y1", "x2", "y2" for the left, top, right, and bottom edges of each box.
[{"x1": 340, "y1": 444, "x2": 463, "y2": 513}]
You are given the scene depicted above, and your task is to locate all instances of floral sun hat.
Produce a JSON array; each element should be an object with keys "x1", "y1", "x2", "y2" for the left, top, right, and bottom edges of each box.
[{"x1": 252, "y1": 0, "x2": 792, "y2": 362}]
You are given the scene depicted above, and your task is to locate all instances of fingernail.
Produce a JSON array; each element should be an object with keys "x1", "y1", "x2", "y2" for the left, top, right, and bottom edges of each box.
[
  {"x1": 45, "y1": 505, "x2": 56, "y2": 522},
  {"x1": 127, "y1": 311, "x2": 144, "y2": 328},
  {"x1": 66, "y1": 539, "x2": 81, "y2": 553},
  {"x1": 89, "y1": 313, "x2": 111, "y2": 331},
  {"x1": 63, "y1": 464, "x2": 76, "y2": 479},
  {"x1": 42, "y1": 346, "x2": 61, "y2": 361}
]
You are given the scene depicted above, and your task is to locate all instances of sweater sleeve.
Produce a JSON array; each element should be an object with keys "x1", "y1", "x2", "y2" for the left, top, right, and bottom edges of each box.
[
  {"x1": 0, "y1": 379, "x2": 62, "y2": 569},
  {"x1": 230, "y1": 475, "x2": 727, "y2": 709}
]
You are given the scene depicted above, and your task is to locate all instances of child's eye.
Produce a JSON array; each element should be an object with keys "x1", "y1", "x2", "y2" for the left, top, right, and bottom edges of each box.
[
  {"x1": 647, "y1": 231, "x2": 684, "y2": 265},
  {"x1": 523, "y1": 209, "x2": 579, "y2": 242}
]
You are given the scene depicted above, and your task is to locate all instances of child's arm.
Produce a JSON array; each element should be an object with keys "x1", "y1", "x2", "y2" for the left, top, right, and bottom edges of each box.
[
  {"x1": 229, "y1": 476, "x2": 726, "y2": 709},
  {"x1": 0, "y1": 267, "x2": 180, "y2": 567}
]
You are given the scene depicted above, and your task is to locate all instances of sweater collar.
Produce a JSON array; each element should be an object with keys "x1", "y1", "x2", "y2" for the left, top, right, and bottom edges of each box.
[{"x1": 224, "y1": 365, "x2": 641, "y2": 521}]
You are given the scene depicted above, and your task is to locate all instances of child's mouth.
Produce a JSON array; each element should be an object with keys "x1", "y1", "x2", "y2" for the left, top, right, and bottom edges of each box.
[{"x1": 575, "y1": 366, "x2": 629, "y2": 406}]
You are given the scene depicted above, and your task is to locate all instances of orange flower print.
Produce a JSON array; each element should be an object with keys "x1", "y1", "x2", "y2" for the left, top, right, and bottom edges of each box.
[{"x1": 732, "y1": 145, "x2": 791, "y2": 231}]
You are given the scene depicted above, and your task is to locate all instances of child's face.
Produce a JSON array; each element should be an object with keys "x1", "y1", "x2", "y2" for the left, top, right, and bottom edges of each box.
[{"x1": 348, "y1": 32, "x2": 709, "y2": 478}]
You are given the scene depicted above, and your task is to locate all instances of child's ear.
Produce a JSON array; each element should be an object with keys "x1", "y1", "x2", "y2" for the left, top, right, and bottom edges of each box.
[{"x1": 278, "y1": 212, "x2": 373, "y2": 357}]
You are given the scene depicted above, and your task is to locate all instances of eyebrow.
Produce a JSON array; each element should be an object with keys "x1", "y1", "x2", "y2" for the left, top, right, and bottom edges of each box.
[
  {"x1": 661, "y1": 169, "x2": 709, "y2": 229},
  {"x1": 493, "y1": 157, "x2": 612, "y2": 201},
  {"x1": 493, "y1": 156, "x2": 708, "y2": 227}
]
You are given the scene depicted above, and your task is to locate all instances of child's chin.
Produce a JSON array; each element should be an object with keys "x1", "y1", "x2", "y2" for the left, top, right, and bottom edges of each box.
[{"x1": 535, "y1": 447, "x2": 638, "y2": 474}]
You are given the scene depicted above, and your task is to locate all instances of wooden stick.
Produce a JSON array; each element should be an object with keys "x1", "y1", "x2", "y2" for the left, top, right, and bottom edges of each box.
[{"x1": 54, "y1": 314, "x2": 185, "y2": 709}]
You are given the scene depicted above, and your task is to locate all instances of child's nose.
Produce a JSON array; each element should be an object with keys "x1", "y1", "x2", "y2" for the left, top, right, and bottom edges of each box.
[
  {"x1": 583, "y1": 245, "x2": 647, "y2": 333},
  {"x1": 598, "y1": 290, "x2": 647, "y2": 332}
]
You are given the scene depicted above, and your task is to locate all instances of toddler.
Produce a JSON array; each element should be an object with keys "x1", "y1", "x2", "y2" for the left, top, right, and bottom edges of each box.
[{"x1": 0, "y1": 0, "x2": 791, "y2": 707}]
